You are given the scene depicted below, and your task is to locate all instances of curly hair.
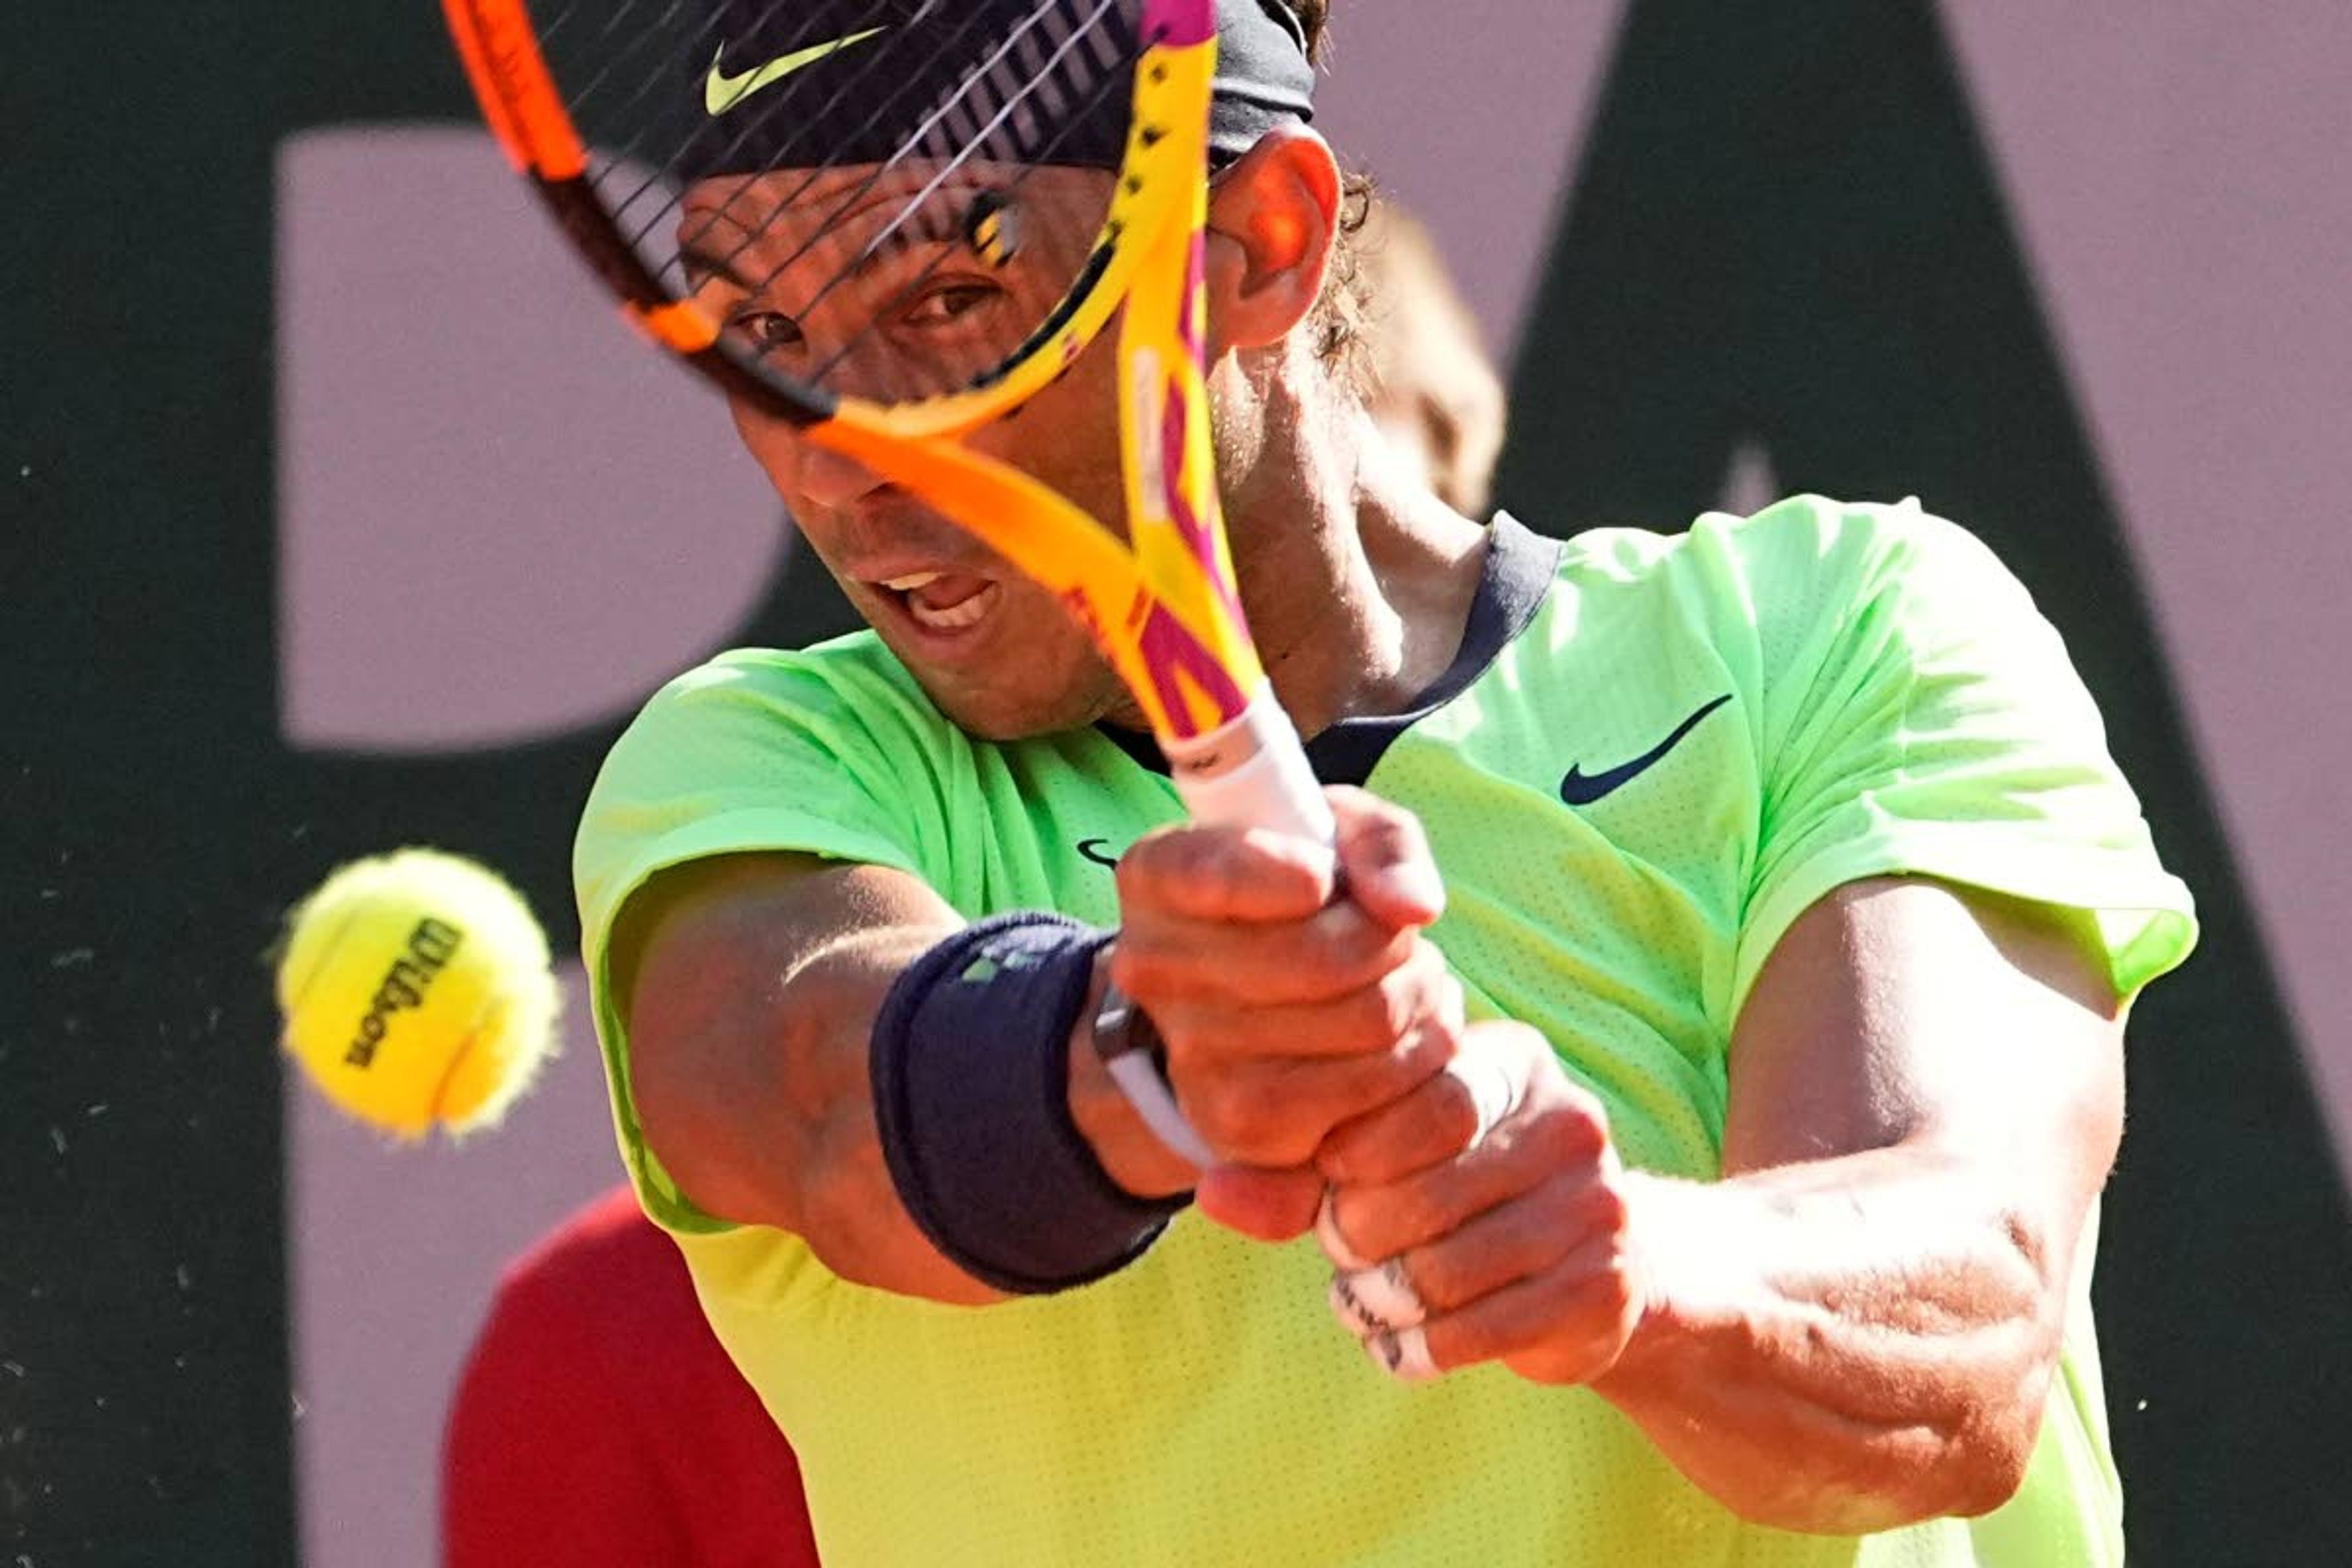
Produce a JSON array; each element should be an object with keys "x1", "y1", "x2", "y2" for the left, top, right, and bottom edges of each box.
[{"x1": 1270, "y1": 0, "x2": 1377, "y2": 373}]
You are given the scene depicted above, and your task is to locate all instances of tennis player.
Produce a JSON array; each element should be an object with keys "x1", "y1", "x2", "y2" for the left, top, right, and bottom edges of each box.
[{"x1": 574, "y1": 2, "x2": 2195, "y2": 1561}]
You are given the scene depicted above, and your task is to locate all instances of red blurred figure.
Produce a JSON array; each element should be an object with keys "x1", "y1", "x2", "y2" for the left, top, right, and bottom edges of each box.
[{"x1": 442, "y1": 1186, "x2": 822, "y2": 1567}]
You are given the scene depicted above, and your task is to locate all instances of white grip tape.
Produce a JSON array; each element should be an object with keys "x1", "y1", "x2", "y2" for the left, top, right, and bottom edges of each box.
[
  {"x1": 1330, "y1": 1259, "x2": 1427, "y2": 1333},
  {"x1": 1104, "y1": 696, "x2": 1329, "y2": 1169},
  {"x1": 1160, "y1": 692, "x2": 1333, "y2": 845},
  {"x1": 1366, "y1": 1324, "x2": 1441, "y2": 1384}
]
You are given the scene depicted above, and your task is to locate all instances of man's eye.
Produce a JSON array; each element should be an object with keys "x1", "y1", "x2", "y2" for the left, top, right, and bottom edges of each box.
[
  {"x1": 732, "y1": 311, "x2": 806, "y2": 352},
  {"x1": 900, "y1": 282, "x2": 998, "y2": 328}
]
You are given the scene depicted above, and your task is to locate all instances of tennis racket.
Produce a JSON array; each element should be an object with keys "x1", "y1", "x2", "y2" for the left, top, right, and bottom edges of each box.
[{"x1": 442, "y1": 0, "x2": 1333, "y2": 1155}]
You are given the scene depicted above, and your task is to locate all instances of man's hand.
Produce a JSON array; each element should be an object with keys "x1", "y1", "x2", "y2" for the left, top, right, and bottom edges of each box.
[
  {"x1": 1107, "y1": 788, "x2": 1463, "y2": 1225},
  {"x1": 1310, "y1": 880, "x2": 2128, "y2": 1532},
  {"x1": 1314, "y1": 1020, "x2": 1648, "y2": 1385}
]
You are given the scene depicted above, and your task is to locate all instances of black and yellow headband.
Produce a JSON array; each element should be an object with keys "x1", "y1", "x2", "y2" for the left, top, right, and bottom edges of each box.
[{"x1": 676, "y1": 0, "x2": 1315, "y2": 180}]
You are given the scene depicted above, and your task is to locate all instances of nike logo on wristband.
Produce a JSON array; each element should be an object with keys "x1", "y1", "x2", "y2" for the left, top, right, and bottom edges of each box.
[{"x1": 1559, "y1": 694, "x2": 1733, "y2": 807}]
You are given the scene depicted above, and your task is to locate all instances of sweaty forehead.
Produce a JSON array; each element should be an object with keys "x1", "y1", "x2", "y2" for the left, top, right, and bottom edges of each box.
[
  {"x1": 679, "y1": 160, "x2": 1110, "y2": 235},
  {"x1": 672, "y1": 160, "x2": 1115, "y2": 294}
]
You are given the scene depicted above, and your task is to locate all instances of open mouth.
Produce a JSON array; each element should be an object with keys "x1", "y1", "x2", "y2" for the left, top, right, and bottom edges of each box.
[{"x1": 879, "y1": 570, "x2": 1001, "y2": 633}]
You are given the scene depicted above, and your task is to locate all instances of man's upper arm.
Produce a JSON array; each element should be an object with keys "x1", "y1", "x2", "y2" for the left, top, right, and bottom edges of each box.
[
  {"x1": 1725, "y1": 875, "x2": 2125, "y2": 1242},
  {"x1": 612, "y1": 853, "x2": 971, "y2": 1268},
  {"x1": 606, "y1": 850, "x2": 845, "y2": 1029}
]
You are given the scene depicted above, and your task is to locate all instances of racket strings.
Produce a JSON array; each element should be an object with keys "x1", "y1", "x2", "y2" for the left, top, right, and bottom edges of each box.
[
  {"x1": 581, "y1": 1, "x2": 733, "y2": 232},
  {"x1": 785, "y1": 0, "x2": 1130, "y2": 368},
  {"x1": 756, "y1": 1, "x2": 1142, "y2": 404},
  {"x1": 624, "y1": 2, "x2": 1009, "y2": 325},
  {"x1": 527, "y1": 0, "x2": 913, "y2": 288},
  {"x1": 679, "y1": 3, "x2": 976, "y2": 228},
  {"x1": 533, "y1": 0, "x2": 1151, "y2": 409},
  {"x1": 665, "y1": 2, "x2": 1014, "y2": 304},
  {"x1": 800, "y1": 28, "x2": 1145, "y2": 399},
  {"x1": 701, "y1": 0, "x2": 1101, "y2": 292},
  {"x1": 573, "y1": 0, "x2": 709, "y2": 140},
  {"x1": 533, "y1": 0, "x2": 736, "y2": 264}
]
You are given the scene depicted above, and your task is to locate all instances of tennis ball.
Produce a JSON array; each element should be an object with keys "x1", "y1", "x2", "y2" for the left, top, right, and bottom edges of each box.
[{"x1": 274, "y1": 848, "x2": 561, "y2": 1139}]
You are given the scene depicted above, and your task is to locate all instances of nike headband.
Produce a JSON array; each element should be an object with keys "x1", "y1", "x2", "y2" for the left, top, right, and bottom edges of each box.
[{"x1": 674, "y1": 0, "x2": 1314, "y2": 182}]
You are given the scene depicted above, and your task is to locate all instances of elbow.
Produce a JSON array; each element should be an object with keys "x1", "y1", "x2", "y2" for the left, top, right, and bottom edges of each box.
[
  {"x1": 1709, "y1": 1313, "x2": 2063, "y2": 1533},
  {"x1": 1896, "y1": 1204, "x2": 2068, "y2": 1521},
  {"x1": 1907, "y1": 1419, "x2": 2048, "y2": 1528},
  {"x1": 1707, "y1": 1416, "x2": 2041, "y2": 1536},
  {"x1": 1866, "y1": 1316, "x2": 2067, "y2": 1527},
  {"x1": 1937, "y1": 1360, "x2": 2055, "y2": 1520},
  {"x1": 1888, "y1": 1405, "x2": 2041, "y2": 1524},
  {"x1": 1887, "y1": 1370, "x2": 2065, "y2": 1529}
]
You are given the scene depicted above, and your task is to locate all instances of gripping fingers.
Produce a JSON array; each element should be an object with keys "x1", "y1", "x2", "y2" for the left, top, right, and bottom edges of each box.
[
  {"x1": 1357, "y1": 1228, "x2": 1647, "y2": 1389},
  {"x1": 1113, "y1": 900, "x2": 1420, "y2": 1010},
  {"x1": 1324, "y1": 1170, "x2": 1617, "y2": 1340},
  {"x1": 1336, "y1": 1175, "x2": 1646, "y2": 1382},
  {"x1": 1314, "y1": 1047, "x2": 1515, "y2": 1335},
  {"x1": 1157, "y1": 945, "x2": 1466, "y2": 1168},
  {"x1": 1114, "y1": 823, "x2": 1336, "y2": 924},
  {"x1": 1316, "y1": 1018, "x2": 1534, "y2": 1189},
  {"x1": 1321, "y1": 1056, "x2": 1614, "y2": 1267},
  {"x1": 1315, "y1": 1037, "x2": 1510, "y2": 1187},
  {"x1": 1185, "y1": 1043, "x2": 1451, "y2": 1167},
  {"x1": 1147, "y1": 939, "x2": 1458, "y2": 1065},
  {"x1": 1327, "y1": 786, "x2": 1446, "y2": 929}
]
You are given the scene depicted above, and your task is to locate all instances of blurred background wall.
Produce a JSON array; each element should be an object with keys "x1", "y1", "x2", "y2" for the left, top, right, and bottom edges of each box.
[{"x1": 6, "y1": 2, "x2": 2348, "y2": 1561}]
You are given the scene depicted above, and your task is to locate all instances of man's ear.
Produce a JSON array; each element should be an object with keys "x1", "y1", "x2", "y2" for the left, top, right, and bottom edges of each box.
[{"x1": 1202, "y1": 127, "x2": 1342, "y2": 353}]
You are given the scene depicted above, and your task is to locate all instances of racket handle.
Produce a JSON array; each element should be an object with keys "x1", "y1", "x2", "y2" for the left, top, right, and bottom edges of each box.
[
  {"x1": 1112, "y1": 693, "x2": 1331, "y2": 1171},
  {"x1": 1159, "y1": 691, "x2": 1335, "y2": 846}
]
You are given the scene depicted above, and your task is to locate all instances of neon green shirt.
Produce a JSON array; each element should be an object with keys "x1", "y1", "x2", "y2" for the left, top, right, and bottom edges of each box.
[{"x1": 576, "y1": 496, "x2": 2195, "y2": 1565}]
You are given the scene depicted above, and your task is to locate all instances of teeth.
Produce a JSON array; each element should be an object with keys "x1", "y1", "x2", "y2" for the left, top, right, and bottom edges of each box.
[{"x1": 881, "y1": 570, "x2": 944, "y2": 591}]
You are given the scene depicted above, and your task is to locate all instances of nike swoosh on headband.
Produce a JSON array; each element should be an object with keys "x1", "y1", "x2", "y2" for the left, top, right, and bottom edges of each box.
[{"x1": 705, "y1": 28, "x2": 889, "y2": 117}]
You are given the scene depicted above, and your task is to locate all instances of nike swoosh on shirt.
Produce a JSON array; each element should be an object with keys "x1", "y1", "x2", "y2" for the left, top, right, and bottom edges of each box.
[
  {"x1": 704, "y1": 28, "x2": 888, "y2": 117},
  {"x1": 1558, "y1": 693, "x2": 1733, "y2": 807}
]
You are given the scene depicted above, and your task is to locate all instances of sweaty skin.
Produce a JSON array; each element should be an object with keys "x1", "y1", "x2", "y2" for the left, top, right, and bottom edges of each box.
[{"x1": 620, "y1": 125, "x2": 2134, "y2": 1531}]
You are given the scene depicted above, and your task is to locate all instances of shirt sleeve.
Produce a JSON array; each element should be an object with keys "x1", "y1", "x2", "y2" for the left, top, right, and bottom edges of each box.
[
  {"x1": 572, "y1": 640, "x2": 962, "y2": 1232},
  {"x1": 1718, "y1": 497, "x2": 2198, "y2": 1017}
]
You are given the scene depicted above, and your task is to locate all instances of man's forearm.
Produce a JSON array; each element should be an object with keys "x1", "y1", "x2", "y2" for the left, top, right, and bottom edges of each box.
[
  {"x1": 625, "y1": 866, "x2": 1005, "y2": 1305},
  {"x1": 1593, "y1": 1143, "x2": 2073, "y2": 1535}
]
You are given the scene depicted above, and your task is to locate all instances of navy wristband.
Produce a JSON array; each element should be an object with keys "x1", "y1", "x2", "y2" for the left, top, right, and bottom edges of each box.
[{"x1": 870, "y1": 913, "x2": 1191, "y2": 1295}]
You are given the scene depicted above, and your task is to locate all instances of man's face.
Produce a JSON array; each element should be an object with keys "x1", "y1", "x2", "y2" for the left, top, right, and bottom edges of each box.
[{"x1": 679, "y1": 162, "x2": 1141, "y2": 740}]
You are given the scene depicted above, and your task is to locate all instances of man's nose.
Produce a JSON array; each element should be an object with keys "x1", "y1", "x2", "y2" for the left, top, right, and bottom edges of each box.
[
  {"x1": 789, "y1": 438, "x2": 888, "y2": 514},
  {"x1": 812, "y1": 326, "x2": 962, "y2": 409}
]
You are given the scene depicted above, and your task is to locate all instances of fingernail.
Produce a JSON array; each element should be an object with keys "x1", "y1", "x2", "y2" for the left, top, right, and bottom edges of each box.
[
  {"x1": 1316, "y1": 1191, "x2": 1375, "y2": 1272},
  {"x1": 1396, "y1": 862, "x2": 1446, "y2": 917}
]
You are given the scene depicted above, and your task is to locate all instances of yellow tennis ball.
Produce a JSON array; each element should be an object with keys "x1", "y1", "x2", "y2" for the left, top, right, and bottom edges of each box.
[{"x1": 274, "y1": 848, "x2": 561, "y2": 1140}]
